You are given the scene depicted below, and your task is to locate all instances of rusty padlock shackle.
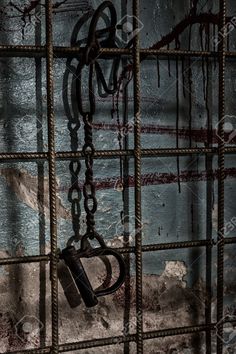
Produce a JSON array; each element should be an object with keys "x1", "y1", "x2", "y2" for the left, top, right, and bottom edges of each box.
[{"x1": 61, "y1": 233, "x2": 126, "y2": 307}]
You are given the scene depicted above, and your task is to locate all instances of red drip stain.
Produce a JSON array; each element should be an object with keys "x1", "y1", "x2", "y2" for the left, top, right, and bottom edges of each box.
[
  {"x1": 93, "y1": 122, "x2": 236, "y2": 144},
  {"x1": 148, "y1": 13, "x2": 220, "y2": 53},
  {"x1": 95, "y1": 168, "x2": 236, "y2": 190},
  {"x1": 59, "y1": 168, "x2": 236, "y2": 192},
  {"x1": 99, "y1": 168, "x2": 236, "y2": 189}
]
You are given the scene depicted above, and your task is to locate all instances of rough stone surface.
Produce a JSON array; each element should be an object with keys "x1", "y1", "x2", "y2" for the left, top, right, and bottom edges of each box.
[{"x1": 0, "y1": 248, "x2": 207, "y2": 353}]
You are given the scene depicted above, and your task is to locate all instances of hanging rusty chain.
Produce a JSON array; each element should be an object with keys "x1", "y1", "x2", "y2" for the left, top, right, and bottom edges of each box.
[
  {"x1": 76, "y1": 0, "x2": 119, "y2": 240},
  {"x1": 76, "y1": 62, "x2": 96, "y2": 238},
  {"x1": 63, "y1": 52, "x2": 83, "y2": 245},
  {"x1": 63, "y1": 0, "x2": 119, "y2": 244},
  {"x1": 60, "y1": 1, "x2": 126, "y2": 308}
]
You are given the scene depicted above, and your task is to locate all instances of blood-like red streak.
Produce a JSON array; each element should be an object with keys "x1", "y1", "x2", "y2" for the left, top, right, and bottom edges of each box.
[{"x1": 58, "y1": 168, "x2": 236, "y2": 192}]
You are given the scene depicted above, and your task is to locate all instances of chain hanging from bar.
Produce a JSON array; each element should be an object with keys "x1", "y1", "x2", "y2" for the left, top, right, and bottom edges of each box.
[
  {"x1": 76, "y1": 0, "x2": 119, "y2": 240},
  {"x1": 63, "y1": 39, "x2": 83, "y2": 245},
  {"x1": 60, "y1": 1, "x2": 126, "y2": 308}
]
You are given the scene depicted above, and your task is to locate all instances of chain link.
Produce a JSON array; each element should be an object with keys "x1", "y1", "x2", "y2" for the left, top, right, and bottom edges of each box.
[
  {"x1": 60, "y1": 0, "x2": 127, "y2": 309},
  {"x1": 82, "y1": 112, "x2": 97, "y2": 236},
  {"x1": 68, "y1": 161, "x2": 82, "y2": 243},
  {"x1": 63, "y1": 60, "x2": 82, "y2": 245},
  {"x1": 75, "y1": 1, "x2": 118, "y2": 241}
]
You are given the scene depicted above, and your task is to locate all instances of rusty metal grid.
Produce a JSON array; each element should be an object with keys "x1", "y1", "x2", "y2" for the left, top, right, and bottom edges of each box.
[{"x1": 0, "y1": 0, "x2": 234, "y2": 353}]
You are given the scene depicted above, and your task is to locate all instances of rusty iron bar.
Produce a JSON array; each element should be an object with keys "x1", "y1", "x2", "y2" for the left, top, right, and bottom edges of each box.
[
  {"x1": 2, "y1": 236, "x2": 236, "y2": 266},
  {"x1": 118, "y1": 239, "x2": 212, "y2": 253},
  {"x1": 224, "y1": 237, "x2": 236, "y2": 244},
  {"x1": 132, "y1": 0, "x2": 143, "y2": 352},
  {"x1": 205, "y1": 28, "x2": 214, "y2": 354},
  {"x1": 45, "y1": 0, "x2": 59, "y2": 353},
  {"x1": 2, "y1": 44, "x2": 236, "y2": 59},
  {"x1": 2, "y1": 237, "x2": 236, "y2": 266},
  {"x1": 46, "y1": 148, "x2": 217, "y2": 159},
  {"x1": 5, "y1": 323, "x2": 218, "y2": 354},
  {"x1": 217, "y1": 1, "x2": 226, "y2": 354},
  {"x1": 0, "y1": 2, "x2": 235, "y2": 354},
  {"x1": 0, "y1": 147, "x2": 236, "y2": 163},
  {"x1": 0, "y1": 255, "x2": 50, "y2": 266}
]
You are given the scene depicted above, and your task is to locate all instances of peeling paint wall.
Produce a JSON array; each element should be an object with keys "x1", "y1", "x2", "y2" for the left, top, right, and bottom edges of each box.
[{"x1": 0, "y1": 0, "x2": 236, "y2": 353}]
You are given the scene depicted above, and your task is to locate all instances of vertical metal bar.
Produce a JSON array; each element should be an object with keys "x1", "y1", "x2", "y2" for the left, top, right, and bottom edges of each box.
[
  {"x1": 205, "y1": 57, "x2": 213, "y2": 354},
  {"x1": 205, "y1": 8, "x2": 214, "y2": 348},
  {"x1": 122, "y1": 0, "x2": 131, "y2": 352},
  {"x1": 35, "y1": 3, "x2": 47, "y2": 347},
  {"x1": 45, "y1": 1, "x2": 59, "y2": 353},
  {"x1": 217, "y1": 1, "x2": 226, "y2": 353},
  {"x1": 132, "y1": 0, "x2": 143, "y2": 352}
]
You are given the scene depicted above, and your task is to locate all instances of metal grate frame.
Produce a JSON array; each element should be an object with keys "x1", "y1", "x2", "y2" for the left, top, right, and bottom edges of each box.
[{"x1": 0, "y1": 0, "x2": 235, "y2": 353}]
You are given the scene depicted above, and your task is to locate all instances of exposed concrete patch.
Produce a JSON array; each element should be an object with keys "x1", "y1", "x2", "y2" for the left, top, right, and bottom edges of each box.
[
  {"x1": 0, "y1": 168, "x2": 70, "y2": 220},
  {"x1": 0, "y1": 249, "x2": 207, "y2": 353},
  {"x1": 161, "y1": 260, "x2": 187, "y2": 281}
]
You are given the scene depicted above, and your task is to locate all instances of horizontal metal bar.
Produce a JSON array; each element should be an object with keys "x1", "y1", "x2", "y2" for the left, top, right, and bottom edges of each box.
[
  {"x1": 225, "y1": 237, "x2": 236, "y2": 244},
  {"x1": 143, "y1": 324, "x2": 213, "y2": 340},
  {"x1": 6, "y1": 323, "x2": 214, "y2": 354},
  {"x1": 0, "y1": 255, "x2": 49, "y2": 266},
  {"x1": 118, "y1": 240, "x2": 212, "y2": 253},
  {"x1": 58, "y1": 147, "x2": 236, "y2": 158},
  {"x1": 1, "y1": 45, "x2": 236, "y2": 59},
  {"x1": 0, "y1": 147, "x2": 236, "y2": 163},
  {"x1": 10, "y1": 318, "x2": 236, "y2": 354},
  {"x1": 0, "y1": 152, "x2": 48, "y2": 162},
  {"x1": 59, "y1": 148, "x2": 220, "y2": 159},
  {"x1": 0, "y1": 45, "x2": 130, "y2": 58},
  {"x1": 7, "y1": 348, "x2": 49, "y2": 354},
  {"x1": 57, "y1": 150, "x2": 133, "y2": 159},
  {"x1": 140, "y1": 147, "x2": 217, "y2": 157},
  {"x1": 2, "y1": 238, "x2": 236, "y2": 266},
  {"x1": 61, "y1": 324, "x2": 212, "y2": 352}
]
